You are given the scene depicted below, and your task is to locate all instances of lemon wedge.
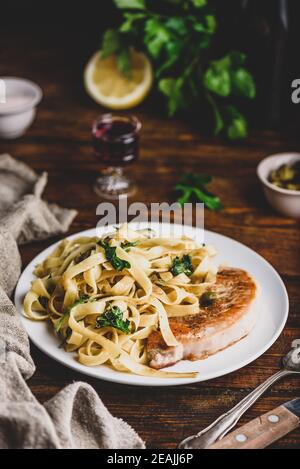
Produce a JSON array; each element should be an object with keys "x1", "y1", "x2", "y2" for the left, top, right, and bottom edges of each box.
[{"x1": 84, "y1": 49, "x2": 153, "y2": 110}]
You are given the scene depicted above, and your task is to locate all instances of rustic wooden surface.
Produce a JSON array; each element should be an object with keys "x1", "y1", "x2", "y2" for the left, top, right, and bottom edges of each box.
[{"x1": 1, "y1": 25, "x2": 300, "y2": 449}]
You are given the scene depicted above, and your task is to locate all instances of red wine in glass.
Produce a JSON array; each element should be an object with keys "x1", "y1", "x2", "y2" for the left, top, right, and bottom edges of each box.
[{"x1": 92, "y1": 114, "x2": 141, "y2": 199}]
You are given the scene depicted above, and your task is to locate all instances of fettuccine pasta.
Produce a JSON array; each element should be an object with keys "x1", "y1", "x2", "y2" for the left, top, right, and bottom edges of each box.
[{"x1": 23, "y1": 224, "x2": 218, "y2": 378}]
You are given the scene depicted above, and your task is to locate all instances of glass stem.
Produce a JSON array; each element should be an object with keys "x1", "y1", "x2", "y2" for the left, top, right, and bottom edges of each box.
[
  {"x1": 107, "y1": 166, "x2": 123, "y2": 178},
  {"x1": 95, "y1": 166, "x2": 135, "y2": 199}
]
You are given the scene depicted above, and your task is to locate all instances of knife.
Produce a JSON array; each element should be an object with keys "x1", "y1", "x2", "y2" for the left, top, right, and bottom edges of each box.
[{"x1": 208, "y1": 397, "x2": 300, "y2": 449}]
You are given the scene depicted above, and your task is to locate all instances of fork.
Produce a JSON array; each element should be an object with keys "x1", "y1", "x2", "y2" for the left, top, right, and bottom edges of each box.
[{"x1": 179, "y1": 339, "x2": 300, "y2": 449}]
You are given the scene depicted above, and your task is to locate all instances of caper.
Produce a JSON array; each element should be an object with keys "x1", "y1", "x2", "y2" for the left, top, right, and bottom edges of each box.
[
  {"x1": 269, "y1": 162, "x2": 300, "y2": 191},
  {"x1": 200, "y1": 291, "x2": 217, "y2": 307},
  {"x1": 287, "y1": 183, "x2": 300, "y2": 191},
  {"x1": 277, "y1": 164, "x2": 295, "y2": 181}
]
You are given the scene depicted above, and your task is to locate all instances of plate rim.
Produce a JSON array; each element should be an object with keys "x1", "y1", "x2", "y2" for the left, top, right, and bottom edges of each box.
[{"x1": 15, "y1": 223, "x2": 289, "y2": 387}]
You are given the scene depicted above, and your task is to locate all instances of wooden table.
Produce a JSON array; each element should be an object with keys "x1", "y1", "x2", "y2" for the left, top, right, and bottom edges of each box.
[{"x1": 1, "y1": 25, "x2": 300, "y2": 449}]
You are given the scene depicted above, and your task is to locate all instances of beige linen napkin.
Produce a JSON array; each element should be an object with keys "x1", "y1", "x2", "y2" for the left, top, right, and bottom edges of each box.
[{"x1": 0, "y1": 154, "x2": 144, "y2": 449}]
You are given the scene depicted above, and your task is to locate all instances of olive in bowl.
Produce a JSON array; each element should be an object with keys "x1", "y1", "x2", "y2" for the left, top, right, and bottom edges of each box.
[{"x1": 257, "y1": 153, "x2": 300, "y2": 218}]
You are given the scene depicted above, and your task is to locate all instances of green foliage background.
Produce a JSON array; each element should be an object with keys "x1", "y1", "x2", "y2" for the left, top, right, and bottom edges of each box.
[{"x1": 101, "y1": 0, "x2": 256, "y2": 139}]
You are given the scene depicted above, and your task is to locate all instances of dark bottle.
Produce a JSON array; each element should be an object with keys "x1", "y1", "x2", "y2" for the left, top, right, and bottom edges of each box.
[{"x1": 239, "y1": 0, "x2": 290, "y2": 127}]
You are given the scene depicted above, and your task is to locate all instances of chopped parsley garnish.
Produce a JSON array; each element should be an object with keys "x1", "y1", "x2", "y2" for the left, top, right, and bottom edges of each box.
[
  {"x1": 170, "y1": 254, "x2": 194, "y2": 277},
  {"x1": 120, "y1": 240, "x2": 138, "y2": 252},
  {"x1": 95, "y1": 304, "x2": 130, "y2": 334},
  {"x1": 200, "y1": 291, "x2": 217, "y2": 307},
  {"x1": 100, "y1": 240, "x2": 131, "y2": 271},
  {"x1": 55, "y1": 294, "x2": 96, "y2": 333}
]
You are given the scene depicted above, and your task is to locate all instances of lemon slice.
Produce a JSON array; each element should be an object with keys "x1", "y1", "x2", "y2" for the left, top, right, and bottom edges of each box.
[{"x1": 84, "y1": 49, "x2": 153, "y2": 110}]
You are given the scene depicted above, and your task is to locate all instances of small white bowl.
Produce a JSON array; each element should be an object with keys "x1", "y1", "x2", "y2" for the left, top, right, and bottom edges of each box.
[
  {"x1": 257, "y1": 153, "x2": 300, "y2": 218},
  {"x1": 0, "y1": 77, "x2": 42, "y2": 139}
]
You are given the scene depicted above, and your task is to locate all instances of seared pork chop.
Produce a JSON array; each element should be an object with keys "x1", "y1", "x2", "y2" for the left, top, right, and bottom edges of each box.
[{"x1": 147, "y1": 268, "x2": 258, "y2": 369}]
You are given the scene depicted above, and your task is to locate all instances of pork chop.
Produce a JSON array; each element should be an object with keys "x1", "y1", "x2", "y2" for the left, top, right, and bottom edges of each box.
[{"x1": 147, "y1": 268, "x2": 258, "y2": 369}]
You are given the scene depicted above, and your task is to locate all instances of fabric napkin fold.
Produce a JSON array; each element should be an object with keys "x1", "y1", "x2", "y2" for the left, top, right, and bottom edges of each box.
[{"x1": 0, "y1": 154, "x2": 144, "y2": 449}]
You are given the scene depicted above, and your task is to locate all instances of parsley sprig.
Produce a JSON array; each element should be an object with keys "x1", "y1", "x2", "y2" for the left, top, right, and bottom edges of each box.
[
  {"x1": 55, "y1": 295, "x2": 96, "y2": 333},
  {"x1": 100, "y1": 240, "x2": 131, "y2": 271},
  {"x1": 175, "y1": 173, "x2": 223, "y2": 211},
  {"x1": 170, "y1": 254, "x2": 194, "y2": 277},
  {"x1": 100, "y1": 0, "x2": 256, "y2": 139},
  {"x1": 120, "y1": 240, "x2": 139, "y2": 251},
  {"x1": 96, "y1": 304, "x2": 130, "y2": 334}
]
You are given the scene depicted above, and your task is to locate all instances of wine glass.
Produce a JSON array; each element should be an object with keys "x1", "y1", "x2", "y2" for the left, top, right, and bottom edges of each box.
[{"x1": 92, "y1": 113, "x2": 141, "y2": 199}]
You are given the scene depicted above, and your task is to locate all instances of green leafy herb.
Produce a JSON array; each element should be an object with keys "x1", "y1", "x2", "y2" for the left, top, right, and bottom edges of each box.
[
  {"x1": 170, "y1": 254, "x2": 194, "y2": 277},
  {"x1": 100, "y1": 1, "x2": 256, "y2": 139},
  {"x1": 120, "y1": 240, "x2": 139, "y2": 251},
  {"x1": 224, "y1": 105, "x2": 248, "y2": 140},
  {"x1": 114, "y1": 0, "x2": 145, "y2": 9},
  {"x1": 191, "y1": 0, "x2": 207, "y2": 7},
  {"x1": 55, "y1": 295, "x2": 96, "y2": 333},
  {"x1": 54, "y1": 314, "x2": 69, "y2": 333},
  {"x1": 96, "y1": 305, "x2": 130, "y2": 333},
  {"x1": 204, "y1": 51, "x2": 256, "y2": 99},
  {"x1": 101, "y1": 29, "x2": 121, "y2": 59},
  {"x1": 158, "y1": 77, "x2": 185, "y2": 116},
  {"x1": 144, "y1": 17, "x2": 171, "y2": 59},
  {"x1": 175, "y1": 173, "x2": 223, "y2": 210},
  {"x1": 232, "y1": 68, "x2": 256, "y2": 99},
  {"x1": 100, "y1": 240, "x2": 131, "y2": 271},
  {"x1": 202, "y1": 51, "x2": 255, "y2": 138},
  {"x1": 204, "y1": 64, "x2": 231, "y2": 97},
  {"x1": 119, "y1": 12, "x2": 146, "y2": 33},
  {"x1": 100, "y1": 29, "x2": 131, "y2": 77},
  {"x1": 200, "y1": 291, "x2": 217, "y2": 307},
  {"x1": 117, "y1": 47, "x2": 131, "y2": 76}
]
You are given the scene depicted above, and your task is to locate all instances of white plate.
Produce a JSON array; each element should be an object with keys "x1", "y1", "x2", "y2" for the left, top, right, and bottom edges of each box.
[{"x1": 15, "y1": 223, "x2": 289, "y2": 387}]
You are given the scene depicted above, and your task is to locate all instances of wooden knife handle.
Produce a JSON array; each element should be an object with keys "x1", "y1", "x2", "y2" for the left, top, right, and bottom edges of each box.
[{"x1": 209, "y1": 405, "x2": 299, "y2": 449}]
